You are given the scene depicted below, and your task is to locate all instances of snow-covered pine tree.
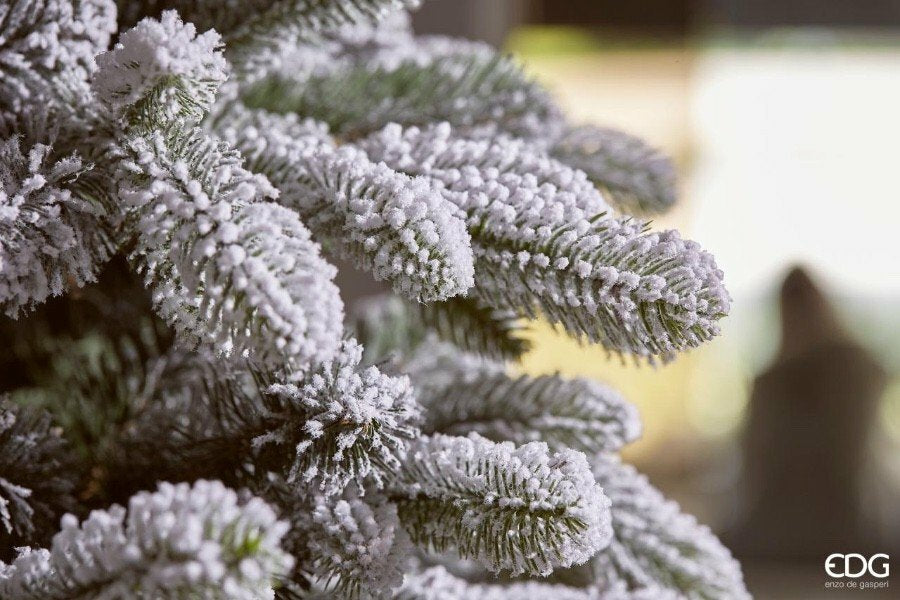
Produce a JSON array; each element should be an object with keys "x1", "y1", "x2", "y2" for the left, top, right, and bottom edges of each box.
[{"x1": 0, "y1": 1, "x2": 746, "y2": 598}]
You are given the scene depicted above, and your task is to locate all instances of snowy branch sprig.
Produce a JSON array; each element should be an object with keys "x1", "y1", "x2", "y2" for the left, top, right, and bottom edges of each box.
[
  {"x1": 390, "y1": 433, "x2": 612, "y2": 576},
  {"x1": 359, "y1": 122, "x2": 730, "y2": 360},
  {"x1": 220, "y1": 106, "x2": 474, "y2": 302},
  {"x1": 216, "y1": 5, "x2": 416, "y2": 85},
  {"x1": 0, "y1": 134, "x2": 113, "y2": 317},
  {"x1": 0, "y1": 480, "x2": 293, "y2": 599},
  {"x1": 93, "y1": 10, "x2": 228, "y2": 127},
  {"x1": 259, "y1": 339, "x2": 420, "y2": 495},
  {"x1": 409, "y1": 343, "x2": 642, "y2": 454},
  {"x1": 589, "y1": 455, "x2": 750, "y2": 599},
  {"x1": 156, "y1": 0, "x2": 421, "y2": 75}
]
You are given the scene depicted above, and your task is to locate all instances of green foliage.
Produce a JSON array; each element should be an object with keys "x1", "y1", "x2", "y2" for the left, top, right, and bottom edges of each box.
[
  {"x1": 8, "y1": 323, "x2": 209, "y2": 506},
  {"x1": 0, "y1": 398, "x2": 76, "y2": 560},
  {"x1": 352, "y1": 295, "x2": 430, "y2": 363},
  {"x1": 352, "y1": 294, "x2": 530, "y2": 362},
  {"x1": 417, "y1": 297, "x2": 531, "y2": 361}
]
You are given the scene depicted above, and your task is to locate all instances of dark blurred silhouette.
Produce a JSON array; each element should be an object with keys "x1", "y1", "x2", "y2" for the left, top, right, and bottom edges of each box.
[{"x1": 727, "y1": 267, "x2": 887, "y2": 559}]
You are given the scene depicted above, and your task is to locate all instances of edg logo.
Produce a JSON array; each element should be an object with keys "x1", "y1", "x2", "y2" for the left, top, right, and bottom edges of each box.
[{"x1": 825, "y1": 554, "x2": 890, "y2": 578}]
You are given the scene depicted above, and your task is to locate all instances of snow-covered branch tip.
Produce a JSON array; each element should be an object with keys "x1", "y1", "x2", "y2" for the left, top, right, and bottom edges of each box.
[
  {"x1": 220, "y1": 106, "x2": 474, "y2": 302},
  {"x1": 304, "y1": 492, "x2": 411, "y2": 598},
  {"x1": 116, "y1": 123, "x2": 344, "y2": 369},
  {"x1": 390, "y1": 433, "x2": 612, "y2": 576},
  {"x1": 408, "y1": 343, "x2": 641, "y2": 454},
  {"x1": 92, "y1": 10, "x2": 228, "y2": 126},
  {"x1": 0, "y1": 480, "x2": 294, "y2": 599},
  {"x1": 259, "y1": 339, "x2": 420, "y2": 496},
  {"x1": 589, "y1": 455, "x2": 750, "y2": 599},
  {"x1": 552, "y1": 124, "x2": 677, "y2": 216},
  {"x1": 359, "y1": 123, "x2": 730, "y2": 361},
  {"x1": 0, "y1": 134, "x2": 113, "y2": 318}
]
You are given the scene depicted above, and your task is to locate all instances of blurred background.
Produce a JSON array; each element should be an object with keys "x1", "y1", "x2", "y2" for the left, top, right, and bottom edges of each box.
[{"x1": 411, "y1": 1, "x2": 900, "y2": 598}]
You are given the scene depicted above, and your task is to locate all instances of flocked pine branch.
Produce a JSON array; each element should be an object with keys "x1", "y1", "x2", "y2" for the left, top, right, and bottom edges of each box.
[
  {"x1": 588, "y1": 455, "x2": 749, "y2": 599},
  {"x1": 155, "y1": 0, "x2": 421, "y2": 74},
  {"x1": 259, "y1": 339, "x2": 420, "y2": 495},
  {"x1": 551, "y1": 125, "x2": 677, "y2": 216},
  {"x1": 234, "y1": 18, "x2": 682, "y2": 216},
  {"x1": 219, "y1": 106, "x2": 474, "y2": 302},
  {"x1": 0, "y1": 127, "x2": 114, "y2": 317},
  {"x1": 1, "y1": 0, "x2": 123, "y2": 221},
  {"x1": 0, "y1": 398, "x2": 76, "y2": 560},
  {"x1": 77, "y1": 335, "x2": 421, "y2": 502},
  {"x1": 92, "y1": 11, "x2": 345, "y2": 368},
  {"x1": 359, "y1": 122, "x2": 730, "y2": 360},
  {"x1": 117, "y1": 136, "x2": 345, "y2": 368},
  {"x1": 211, "y1": 5, "x2": 416, "y2": 87},
  {"x1": 0, "y1": 480, "x2": 293, "y2": 599},
  {"x1": 397, "y1": 565, "x2": 683, "y2": 600},
  {"x1": 324, "y1": 5, "x2": 416, "y2": 53},
  {"x1": 390, "y1": 432, "x2": 612, "y2": 577},
  {"x1": 408, "y1": 342, "x2": 641, "y2": 454},
  {"x1": 242, "y1": 35, "x2": 562, "y2": 141}
]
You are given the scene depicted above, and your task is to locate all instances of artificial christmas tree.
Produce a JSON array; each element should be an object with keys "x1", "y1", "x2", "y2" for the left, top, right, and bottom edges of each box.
[{"x1": 0, "y1": 1, "x2": 747, "y2": 597}]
